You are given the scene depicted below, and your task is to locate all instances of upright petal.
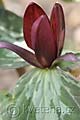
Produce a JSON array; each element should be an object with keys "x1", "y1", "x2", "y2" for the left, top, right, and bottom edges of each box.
[
  {"x1": 50, "y1": 3, "x2": 65, "y2": 56},
  {"x1": 23, "y1": 2, "x2": 46, "y2": 50},
  {"x1": 31, "y1": 15, "x2": 57, "y2": 68},
  {"x1": 0, "y1": 41, "x2": 43, "y2": 68}
]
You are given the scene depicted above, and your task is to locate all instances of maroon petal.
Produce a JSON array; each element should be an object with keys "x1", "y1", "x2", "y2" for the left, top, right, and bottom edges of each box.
[
  {"x1": 50, "y1": 3, "x2": 65, "y2": 56},
  {"x1": 23, "y1": 2, "x2": 46, "y2": 50},
  {"x1": 59, "y1": 53, "x2": 78, "y2": 62},
  {"x1": 31, "y1": 15, "x2": 57, "y2": 68},
  {"x1": 0, "y1": 41, "x2": 43, "y2": 68}
]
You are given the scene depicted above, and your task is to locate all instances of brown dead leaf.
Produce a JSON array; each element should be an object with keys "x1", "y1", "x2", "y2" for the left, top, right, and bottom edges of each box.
[{"x1": 69, "y1": 67, "x2": 80, "y2": 81}]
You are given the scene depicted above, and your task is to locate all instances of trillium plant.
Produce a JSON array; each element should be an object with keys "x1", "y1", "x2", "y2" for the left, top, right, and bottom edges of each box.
[{"x1": 0, "y1": 2, "x2": 80, "y2": 120}]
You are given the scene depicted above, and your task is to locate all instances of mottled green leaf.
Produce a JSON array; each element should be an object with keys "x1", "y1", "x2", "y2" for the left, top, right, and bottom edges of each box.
[
  {"x1": 0, "y1": 8, "x2": 23, "y2": 41},
  {"x1": 53, "y1": 52, "x2": 80, "y2": 71},
  {"x1": 0, "y1": 48, "x2": 29, "y2": 69},
  {"x1": 0, "y1": 8, "x2": 29, "y2": 68},
  {"x1": 75, "y1": 53, "x2": 80, "y2": 60},
  {"x1": 1, "y1": 67, "x2": 80, "y2": 120}
]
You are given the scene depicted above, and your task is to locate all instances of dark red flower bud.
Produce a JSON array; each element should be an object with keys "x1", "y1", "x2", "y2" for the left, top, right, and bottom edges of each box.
[
  {"x1": 1, "y1": 2, "x2": 75, "y2": 69},
  {"x1": 23, "y1": 2, "x2": 65, "y2": 67},
  {"x1": 31, "y1": 15, "x2": 57, "y2": 67}
]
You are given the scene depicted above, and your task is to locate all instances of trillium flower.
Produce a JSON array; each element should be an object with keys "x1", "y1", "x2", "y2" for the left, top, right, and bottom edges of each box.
[{"x1": 0, "y1": 2, "x2": 79, "y2": 68}]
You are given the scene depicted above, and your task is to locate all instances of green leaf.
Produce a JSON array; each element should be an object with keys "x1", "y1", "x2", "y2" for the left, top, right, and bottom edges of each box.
[
  {"x1": 55, "y1": 60, "x2": 80, "y2": 71},
  {"x1": 53, "y1": 52, "x2": 80, "y2": 71},
  {"x1": 75, "y1": 53, "x2": 80, "y2": 60},
  {"x1": 0, "y1": 48, "x2": 29, "y2": 69},
  {"x1": 1, "y1": 67, "x2": 80, "y2": 120},
  {"x1": 0, "y1": 91, "x2": 11, "y2": 120},
  {"x1": 0, "y1": 8, "x2": 23, "y2": 40},
  {"x1": 0, "y1": 8, "x2": 29, "y2": 68}
]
